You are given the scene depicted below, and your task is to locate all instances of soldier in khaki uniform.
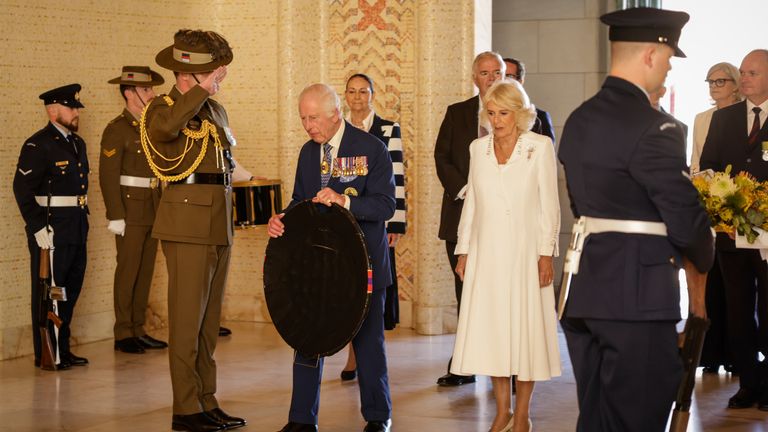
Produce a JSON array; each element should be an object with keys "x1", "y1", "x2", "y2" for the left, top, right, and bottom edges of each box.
[
  {"x1": 100, "y1": 66, "x2": 169, "y2": 355},
  {"x1": 142, "y1": 30, "x2": 245, "y2": 432}
]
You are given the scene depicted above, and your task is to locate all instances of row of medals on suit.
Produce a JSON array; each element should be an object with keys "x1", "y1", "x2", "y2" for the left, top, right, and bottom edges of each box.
[{"x1": 321, "y1": 156, "x2": 369, "y2": 177}]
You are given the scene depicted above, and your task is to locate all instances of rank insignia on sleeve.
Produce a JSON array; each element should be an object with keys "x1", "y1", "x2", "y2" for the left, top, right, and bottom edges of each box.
[
  {"x1": 55, "y1": 160, "x2": 69, "y2": 167},
  {"x1": 344, "y1": 187, "x2": 358, "y2": 197},
  {"x1": 18, "y1": 168, "x2": 31, "y2": 176},
  {"x1": 659, "y1": 122, "x2": 677, "y2": 131},
  {"x1": 103, "y1": 148, "x2": 117, "y2": 158}
]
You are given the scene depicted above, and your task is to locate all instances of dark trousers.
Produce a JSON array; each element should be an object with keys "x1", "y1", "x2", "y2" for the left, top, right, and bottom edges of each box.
[
  {"x1": 289, "y1": 288, "x2": 391, "y2": 425},
  {"x1": 383, "y1": 246, "x2": 399, "y2": 330},
  {"x1": 562, "y1": 318, "x2": 682, "y2": 432},
  {"x1": 699, "y1": 255, "x2": 732, "y2": 368},
  {"x1": 444, "y1": 241, "x2": 463, "y2": 312},
  {"x1": 113, "y1": 224, "x2": 158, "y2": 340},
  {"x1": 717, "y1": 249, "x2": 768, "y2": 391},
  {"x1": 444, "y1": 240, "x2": 468, "y2": 375},
  {"x1": 27, "y1": 237, "x2": 87, "y2": 360}
]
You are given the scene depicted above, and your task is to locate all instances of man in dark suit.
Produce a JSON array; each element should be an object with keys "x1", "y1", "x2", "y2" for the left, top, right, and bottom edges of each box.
[
  {"x1": 503, "y1": 57, "x2": 556, "y2": 143},
  {"x1": 434, "y1": 51, "x2": 505, "y2": 387},
  {"x1": 13, "y1": 84, "x2": 90, "y2": 370},
  {"x1": 268, "y1": 83, "x2": 395, "y2": 432},
  {"x1": 558, "y1": 8, "x2": 714, "y2": 431},
  {"x1": 700, "y1": 48, "x2": 768, "y2": 411}
]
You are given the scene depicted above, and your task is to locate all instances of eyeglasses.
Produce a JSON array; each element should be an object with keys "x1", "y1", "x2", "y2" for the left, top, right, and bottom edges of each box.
[{"x1": 705, "y1": 78, "x2": 734, "y2": 87}]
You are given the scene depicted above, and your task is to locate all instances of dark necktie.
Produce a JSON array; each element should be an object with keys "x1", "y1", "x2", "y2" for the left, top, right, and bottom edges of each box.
[
  {"x1": 321, "y1": 143, "x2": 332, "y2": 188},
  {"x1": 67, "y1": 135, "x2": 78, "y2": 154},
  {"x1": 749, "y1": 107, "x2": 762, "y2": 145}
]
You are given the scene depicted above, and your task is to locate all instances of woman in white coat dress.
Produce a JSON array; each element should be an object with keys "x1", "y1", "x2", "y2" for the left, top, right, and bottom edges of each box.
[{"x1": 453, "y1": 80, "x2": 561, "y2": 432}]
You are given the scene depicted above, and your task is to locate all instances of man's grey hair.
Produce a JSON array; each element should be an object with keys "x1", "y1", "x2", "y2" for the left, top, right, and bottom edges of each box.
[
  {"x1": 299, "y1": 83, "x2": 340, "y2": 116},
  {"x1": 472, "y1": 51, "x2": 505, "y2": 76}
]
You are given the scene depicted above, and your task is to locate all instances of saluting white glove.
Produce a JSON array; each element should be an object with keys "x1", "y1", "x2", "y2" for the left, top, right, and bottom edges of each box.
[
  {"x1": 34, "y1": 226, "x2": 54, "y2": 249},
  {"x1": 108, "y1": 219, "x2": 126, "y2": 236}
]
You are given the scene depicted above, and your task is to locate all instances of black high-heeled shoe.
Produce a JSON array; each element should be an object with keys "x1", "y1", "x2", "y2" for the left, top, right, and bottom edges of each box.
[{"x1": 340, "y1": 368, "x2": 357, "y2": 381}]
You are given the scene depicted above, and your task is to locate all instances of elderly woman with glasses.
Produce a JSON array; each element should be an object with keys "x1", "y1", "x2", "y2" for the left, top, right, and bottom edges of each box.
[
  {"x1": 452, "y1": 80, "x2": 561, "y2": 432},
  {"x1": 690, "y1": 62, "x2": 742, "y2": 173},
  {"x1": 691, "y1": 62, "x2": 742, "y2": 378}
]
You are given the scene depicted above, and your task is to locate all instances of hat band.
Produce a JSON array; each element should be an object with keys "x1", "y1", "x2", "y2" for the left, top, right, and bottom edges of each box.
[
  {"x1": 122, "y1": 71, "x2": 152, "y2": 83},
  {"x1": 609, "y1": 27, "x2": 681, "y2": 45},
  {"x1": 172, "y1": 48, "x2": 214, "y2": 65}
]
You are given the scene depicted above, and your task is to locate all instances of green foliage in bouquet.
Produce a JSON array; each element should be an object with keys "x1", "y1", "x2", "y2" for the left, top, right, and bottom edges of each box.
[{"x1": 691, "y1": 165, "x2": 768, "y2": 244}]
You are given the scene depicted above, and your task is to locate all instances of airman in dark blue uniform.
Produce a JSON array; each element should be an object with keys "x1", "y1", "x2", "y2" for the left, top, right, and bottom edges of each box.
[
  {"x1": 13, "y1": 84, "x2": 90, "y2": 370},
  {"x1": 558, "y1": 8, "x2": 714, "y2": 432}
]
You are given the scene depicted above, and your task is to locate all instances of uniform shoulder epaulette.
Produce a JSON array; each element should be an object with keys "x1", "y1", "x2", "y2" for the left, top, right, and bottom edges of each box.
[{"x1": 108, "y1": 113, "x2": 125, "y2": 125}]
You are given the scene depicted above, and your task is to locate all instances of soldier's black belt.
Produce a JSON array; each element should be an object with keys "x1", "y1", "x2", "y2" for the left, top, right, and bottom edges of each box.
[{"x1": 170, "y1": 172, "x2": 231, "y2": 186}]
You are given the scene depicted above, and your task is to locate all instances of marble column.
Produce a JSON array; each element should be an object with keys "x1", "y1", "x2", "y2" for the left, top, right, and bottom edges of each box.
[{"x1": 413, "y1": 1, "x2": 491, "y2": 335}]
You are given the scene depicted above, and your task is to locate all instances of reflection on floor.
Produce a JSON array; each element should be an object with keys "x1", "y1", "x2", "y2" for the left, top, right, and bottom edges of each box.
[{"x1": 0, "y1": 323, "x2": 765, "y2": 431}]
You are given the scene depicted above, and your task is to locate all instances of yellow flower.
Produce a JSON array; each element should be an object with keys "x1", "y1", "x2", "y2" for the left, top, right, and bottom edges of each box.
[{"x1": 709, "y1": 172, "x2": 738, "y2": 199}]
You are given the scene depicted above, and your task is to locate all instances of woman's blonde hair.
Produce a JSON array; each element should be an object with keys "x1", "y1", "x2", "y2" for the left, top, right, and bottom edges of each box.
[
  {"x1": 707, "y1": 62, "x2": 743, "y2": 103},
  {"x1": 480, "y1": 79, "x2": 537, "y2": 132}
]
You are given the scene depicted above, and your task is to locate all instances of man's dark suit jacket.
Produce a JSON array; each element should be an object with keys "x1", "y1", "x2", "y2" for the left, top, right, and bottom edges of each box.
[
  {"x1": 558, "y1": 76, "x2": 714, "y2": 321},
  {"x1": 435, "y1": 96, "x2": 479, "y2": 243},
  {"x1": 289, "y1": 121, "x2": 396, "y2": 291},
  {"x1": 700, "y1": 100, "x2": 768, "y2": 250},
  {"x1": 534, "y1": 108, "x2": 555, "y2": 143}
]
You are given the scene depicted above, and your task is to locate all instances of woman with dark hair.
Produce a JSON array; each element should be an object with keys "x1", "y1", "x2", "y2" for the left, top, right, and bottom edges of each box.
[{"x1": 339, "y1": 73, "x2": 407, "y2": 381}]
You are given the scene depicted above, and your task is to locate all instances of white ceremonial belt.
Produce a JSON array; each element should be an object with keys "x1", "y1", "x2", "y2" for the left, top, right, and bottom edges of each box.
[
  {"x1": 120, "y1": 175, "x2": 158, "y2": 189},
  {"x1": 557, "y1": 216, "x2": 667, "y2": 319},
  {"x1": 35, "y1": 195, "x2": 88, "y2": 207}
]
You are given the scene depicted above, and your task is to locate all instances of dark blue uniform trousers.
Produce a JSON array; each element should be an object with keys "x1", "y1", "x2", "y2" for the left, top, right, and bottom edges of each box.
[
  {"x1": 27, "y1": 236, "x2": 87, "y2": 360},
  {"x1": 289, "y1": 288, "x2": 392, "y2": 425},
  {"x1": 562, "y1": 318, "x2": 682, "y2": 432}
]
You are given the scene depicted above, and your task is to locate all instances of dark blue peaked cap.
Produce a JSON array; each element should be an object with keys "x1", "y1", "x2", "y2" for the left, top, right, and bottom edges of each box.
[
  {"x1": 39, "y1": 83, "x2": 84, "y2": 108},
  {"x1": 601, "y1": 7, "x2": 690, "y2": 58}
]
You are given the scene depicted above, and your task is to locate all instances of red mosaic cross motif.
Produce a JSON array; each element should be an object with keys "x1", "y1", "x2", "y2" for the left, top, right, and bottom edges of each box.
[{"x1": 357, "y1": 0, "x2": 386, "y2": 31}]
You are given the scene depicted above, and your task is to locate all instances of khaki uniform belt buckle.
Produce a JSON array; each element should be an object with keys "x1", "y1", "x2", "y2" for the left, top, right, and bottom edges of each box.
[
  {"x1": 149, "y1": 178, "x2": 159, "y2": 189},
  {"x1": 78, "y1": 195, "x2": 87, "y2": 208}
]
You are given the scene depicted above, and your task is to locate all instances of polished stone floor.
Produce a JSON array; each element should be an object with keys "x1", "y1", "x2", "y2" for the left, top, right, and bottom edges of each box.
[{"x1": 0, "y1": 323, "x2": 765, "y2": 432}]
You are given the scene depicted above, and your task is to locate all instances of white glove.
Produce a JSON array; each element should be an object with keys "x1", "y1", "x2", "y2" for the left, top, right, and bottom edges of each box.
[
  {"x1": 108, "y1": 219, "x2": 126, "y2": 236},
  {"x1": 34, "y1": 226, "x2": 54, "y2": 249}
]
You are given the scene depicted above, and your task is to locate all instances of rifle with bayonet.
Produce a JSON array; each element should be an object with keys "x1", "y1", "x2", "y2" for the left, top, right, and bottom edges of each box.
[
  {"x1": 669, "y1": 258, "x2": 710, "y2": 432},
  {"x1": 37, "y1": 248, "x2": 60, "y2": 371},
  {"x1": 37, "y1": 181, "x2": 65, "y2": 371}
]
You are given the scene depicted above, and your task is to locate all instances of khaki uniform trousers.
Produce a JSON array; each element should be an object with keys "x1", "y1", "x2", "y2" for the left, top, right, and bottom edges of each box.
[
  {"x1": 113, "y1": 224, "x2": 158, "y2": 340},
  {"x1": 163, "y1": 241, "x2": 231, "y2": 414}
]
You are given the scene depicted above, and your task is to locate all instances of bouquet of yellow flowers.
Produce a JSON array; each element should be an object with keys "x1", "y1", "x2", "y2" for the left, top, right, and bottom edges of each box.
[{"x1": 691, "y1": 165, "x2": 768, "y2": 244}]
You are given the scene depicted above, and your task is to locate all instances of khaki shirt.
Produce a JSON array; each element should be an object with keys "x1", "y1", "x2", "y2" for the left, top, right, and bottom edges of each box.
[
  {"x1": 99, "y1": 109, "x2": 160, "y2": 226},
  {"x1": 144, "y1": 85, "x2": 234, "y2": 245}
]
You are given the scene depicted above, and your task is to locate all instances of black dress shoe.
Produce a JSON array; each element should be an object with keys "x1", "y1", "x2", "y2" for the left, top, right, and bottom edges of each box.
[
  {"x1": 341, "y1": 368, "x2": 357, "y2": 381},
  {"x1": 364, "y1": 419, "x2": 391, "y2": 432},
  {"x1": 205, "y1": 407, "x2": 246, "y2": 429},
  {"x1": 115, "y1": 337, "x2": 145, "y2": 354},
  {"x1": 137, "y1": 334, "x2": 168, "y2": 349},
  {"x1": 758, "y1": 389, "x2": 768, "y2": 412},
  {"x1": 727, "y1": 387, "x2": 759, "y2": 409},
  {"x1": 278, "y1": 421, "x2": 318, "y2": 432},
  {"x1": 436, "y1": 372, "x2": 476, "y2": 386},
  {"x1": 701, "y1": 365, "x2": 719, "y2": 374},
  {"x1": 62, "y1": 352, "x2": 88, "y2": 366},
  {"x1": 172, "y1": 412, "x2": 225, "y2": 432},
  {"x1": 56, "y1": 359, "x2": 72, "y2": 370},
  {"x1": 219, "y1": 327, "x2": 232, "y2": 337}
]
